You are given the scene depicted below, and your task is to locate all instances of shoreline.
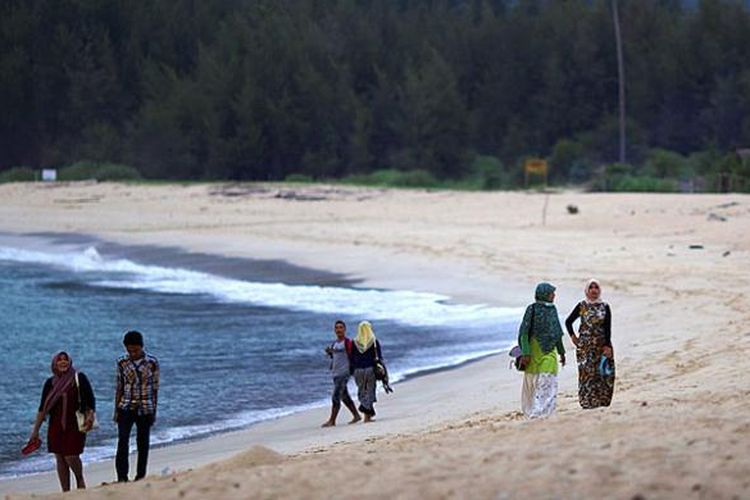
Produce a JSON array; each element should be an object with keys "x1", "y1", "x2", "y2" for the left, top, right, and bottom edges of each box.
[
  {"x1": 1, "y1": 352, "x2": 540, "y2": 495},
  {"x1": 0, "y1": 337, "x2": 512, "y2": 486},
  {"x1": 0, "y1": 229, "x2": 525, "y2": 494},
  {"x1": 0, "y1": 182, "x2": 748, "y2": 498}
]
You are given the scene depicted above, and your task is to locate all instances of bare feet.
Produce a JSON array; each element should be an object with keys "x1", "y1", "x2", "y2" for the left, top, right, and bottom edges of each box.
[
  {"x1": 321, "y1": 420, "x2": 335, "y2": 428},
  {"x1": 363, "y1": 414, "x2": 374, "y2": 423},
  {"x1": 348, "y1": 414, "x2": 361, "y2": 424}
]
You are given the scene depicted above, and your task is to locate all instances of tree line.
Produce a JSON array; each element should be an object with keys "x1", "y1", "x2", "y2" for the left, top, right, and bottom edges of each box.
[{"x1": 1, "y1": 0, "x2": 749, "y2": 190}]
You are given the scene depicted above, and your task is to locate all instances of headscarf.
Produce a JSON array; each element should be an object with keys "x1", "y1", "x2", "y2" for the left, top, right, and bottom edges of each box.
[
  {"x1": 535, "y1": 282, "x2": 556, "y2": 303},
  {"x1": 354, "y1": 321, "x2": 376, "y2": 354},
  {"x1": 584, "y1": 278, "x2": 602, "y2": 304},
  {"x1": 42, "y1": 352, "x2": 77, "y2": 430},
  {"x1": 519, "y1": 282, "x2": 564, "y2": 353}
]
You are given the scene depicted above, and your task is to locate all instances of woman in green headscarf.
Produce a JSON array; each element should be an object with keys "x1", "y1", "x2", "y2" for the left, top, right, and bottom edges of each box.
[{"x1": 518, "y1": 282, "x2": 566, "y2": 418}]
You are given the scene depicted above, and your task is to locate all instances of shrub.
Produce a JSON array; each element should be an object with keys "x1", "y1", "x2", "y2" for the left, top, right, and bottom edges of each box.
[
  {"x1": 0, "y1": 166, "x2": 36, "y2": 183},
  {"x1": 391, "y1": 169, "x2": 438, "y2": 187},
  {"x1": 605, "y1": 162, "x2": 633, "y2": 177},
  {"x1": 549, "y1": 139, "x2": 585, "y2": 181},
  {"x1": 59, "y1": 161, "x2": 140, "y2": 181},
  {"x1": 644, "y1": 149, "x2": 688, "y2": 178},
  {"x1": 568, "y1": 162, "x2": 593, "y2": 183},
  {"x1": 612, "y1": 175, "x2": 678, "y2": 192},
  {"x1": 342, "y1": 169, "x2": 438, "y2": 188},
  {"x1": 94, "y1": 163, "x2": 142, "y2": 181},
  {"x1": 470, "y1": 155, "x2": 509, "y2": 190},
  {"x1": 687, "y1": 150, "x2": 723, "y2": 176},
  {"x1": 58, "y1": 161, "x2": 100, "y2": 180},
  {"x1": 368, "y1": 169, "x2": 406, "y2": 185},
  {"x1": 284, "y1": 173, "x2": 314, "y2": 183}
]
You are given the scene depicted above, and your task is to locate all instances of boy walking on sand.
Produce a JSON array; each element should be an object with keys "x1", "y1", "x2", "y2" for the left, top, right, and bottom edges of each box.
[
  {"x1": 114, "y1": 330, "x2": 160, "y2": 482},
  {"x1": 321, "y1": 320, "x2": 361, "y2": 427}
]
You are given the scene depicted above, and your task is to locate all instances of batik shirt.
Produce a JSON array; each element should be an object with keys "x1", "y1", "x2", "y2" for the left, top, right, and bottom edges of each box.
[{"x1": 115, "y1": 353, "x2": 160, "y2": 415}]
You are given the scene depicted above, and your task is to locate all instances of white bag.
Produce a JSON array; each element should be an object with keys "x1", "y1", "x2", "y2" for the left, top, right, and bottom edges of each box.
[{"x1": 75, "y1": 373, "x2": 99, "y2": 433}]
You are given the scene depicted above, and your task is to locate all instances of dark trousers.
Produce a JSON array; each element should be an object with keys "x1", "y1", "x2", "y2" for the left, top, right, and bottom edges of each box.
[{"x1": 115, "y1": 409, "x2": 153, "y2": 481}]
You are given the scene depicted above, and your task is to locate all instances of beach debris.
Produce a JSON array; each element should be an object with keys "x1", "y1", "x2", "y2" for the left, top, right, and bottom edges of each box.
[
  {"x1": 707, "y1": 212, "x2": 727, "y2": 222},
  {"x1": 274, "y1": 189, "x2": 327, "y2": 201},
  {"x1": 53, "y1": 196, "x2": 103, "y2": 204},
  {"x1": 641, "y1": 401, "x2": 648, "y2": 407},
  {"x1": 712, "y1": 201, "x2": 739, "y2": 209},
  {"x1": 209, "y1": 185, "x2": 269, "y2": 197},
  {"x1": 723, "y1": 251, "x2": 731, "y2": 257},
  {"x1": 688, "y1": 245, "x2": 704, "y2": 250},
  {"x1": 566, "y1": 204, "x2": 579, "y2": 214},
  {"x1": 208, "y1": 183, "x2": 383, "y2": 202}
]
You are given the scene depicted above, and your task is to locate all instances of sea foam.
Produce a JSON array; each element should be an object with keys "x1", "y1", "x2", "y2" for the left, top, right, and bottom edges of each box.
[{"x1": 0, "y1": 245, "x2": 521, "y2": 328}]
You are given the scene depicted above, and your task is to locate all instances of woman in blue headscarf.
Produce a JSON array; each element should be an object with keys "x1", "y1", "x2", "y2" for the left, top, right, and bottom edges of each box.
[{"x1": 518, "y1": 283, "x2": 566, "y2": 418}]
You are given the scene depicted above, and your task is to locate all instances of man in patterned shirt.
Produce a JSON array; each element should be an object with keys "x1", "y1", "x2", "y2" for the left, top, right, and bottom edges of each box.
[{"x1": 114, "y1": 330, "x2": 159, "y2": 482}]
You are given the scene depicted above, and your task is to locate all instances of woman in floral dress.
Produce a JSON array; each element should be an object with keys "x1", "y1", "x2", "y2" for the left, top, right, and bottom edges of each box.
[{"x1": 565, "y1": 279, "x2": 615, "y2": 408}]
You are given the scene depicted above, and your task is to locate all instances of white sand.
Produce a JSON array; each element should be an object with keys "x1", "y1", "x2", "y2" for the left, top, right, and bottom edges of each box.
[{"x1": 0, "y1": 182, "x2": 748, "y2": 499}]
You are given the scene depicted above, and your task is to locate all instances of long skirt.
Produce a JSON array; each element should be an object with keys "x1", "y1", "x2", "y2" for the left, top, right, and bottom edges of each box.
[
  {"x1": 522, "y1": 372, "x2": 558, "y2": 418},
  {"x1": 353, "y1": 367, "x2": 377, "y2": 416},
  {"x1": 47, "y1": 386, "x2": 86, "y2": 455},
  {"x1": 576, "y1": 333, "x2": 615, "y2": 409}
]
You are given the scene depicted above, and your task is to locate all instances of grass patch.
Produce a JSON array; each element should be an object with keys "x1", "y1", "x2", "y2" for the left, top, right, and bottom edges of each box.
[
  {"x1": 341, "y1": 169, "x2": 439, "y2": 188},
  {"x1": 0, "y1": 167, "x2": 36, "y2": 183}
]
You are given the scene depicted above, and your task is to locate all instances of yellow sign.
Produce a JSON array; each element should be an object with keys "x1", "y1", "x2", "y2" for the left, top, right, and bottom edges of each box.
[
  {"x1": 524, "y1": 158, "x2": 548, "y2": 188},
  {"x1": 524, "y1": 159, "x2": 548, "y2": 175}
]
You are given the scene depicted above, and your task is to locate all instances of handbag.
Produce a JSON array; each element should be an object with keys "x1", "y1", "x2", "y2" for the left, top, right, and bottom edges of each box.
[
  {"x1": 372, "y1": 342, "x2": 393, "y2": 393},
  {"x1": 509, "y1": 345, "x2": 525, "y2": 371},
  {"x1": 75, "y1": 372, "x2": 99, "y2": 433},
  {"x1": 510, "y1": 305, "x2": 536, "y2": 371}
]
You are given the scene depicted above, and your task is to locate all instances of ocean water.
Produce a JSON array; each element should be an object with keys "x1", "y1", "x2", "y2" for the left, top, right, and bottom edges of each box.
[{"x1": 0, "y1": 233, "x2": 521, "y2": 479}]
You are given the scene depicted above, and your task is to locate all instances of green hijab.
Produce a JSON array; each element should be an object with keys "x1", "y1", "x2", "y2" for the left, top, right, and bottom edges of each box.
[{"x1": 519, "y1": 282, "x2": 564, "y2": 354}]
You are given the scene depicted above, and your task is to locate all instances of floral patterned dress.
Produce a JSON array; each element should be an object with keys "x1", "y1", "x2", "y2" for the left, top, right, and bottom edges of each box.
[{"x1": 566, "y1": 301, "x2": 615, "y2": 409}]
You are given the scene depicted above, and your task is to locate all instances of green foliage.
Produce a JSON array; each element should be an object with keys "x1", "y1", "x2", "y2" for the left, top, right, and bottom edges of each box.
[
  {"x1": 284, "y1": 174, "x2": 314, "y2": 183},
  {"x1": 58, "y1": 162, "x2": 141, "y2": 181},
  {"x1": 0, "y1": 167, "x2": 36, "y2": 183},
  {"x1": 470, "y1": 155, "x2": 510, "y2": 190},
  {"x1": 1, "y1": 0, "x2": 750, "y2": 192},
  {"x1": 687, "y1": 150, "x2": 724, "y2": 176},
  {"x1": 605, "y1": 163, "x2": 632, "y2": 177},
  {"x1": 342, "y1": 169, "x2": 438, "y2": 188},
  {"x1": 549, "y1": 139, "x2": 584, "y2": 181},
  {"x1": 94, "y1": 163, "x2": 142, "y2": 181},
  {"x1": 644, "y1": 149, "x2": 689, "y2": 178},
  {"x1": 611, "y1": 176, "x2": 679, "y2": 193}
]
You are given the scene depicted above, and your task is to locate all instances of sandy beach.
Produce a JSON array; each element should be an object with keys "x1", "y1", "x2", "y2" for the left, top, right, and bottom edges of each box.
[{"x1": 1, "y1": 182, "x2": 748, "y2": 499}]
